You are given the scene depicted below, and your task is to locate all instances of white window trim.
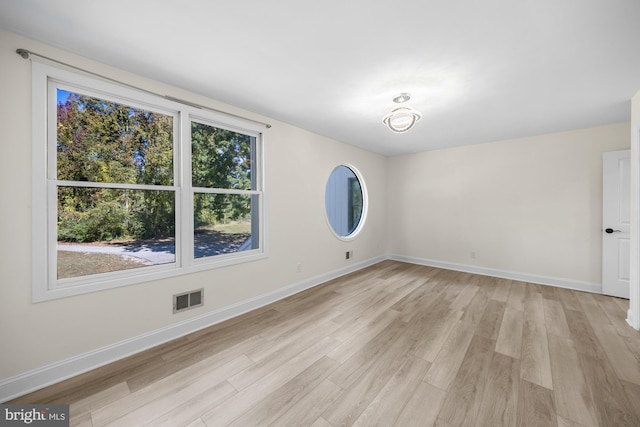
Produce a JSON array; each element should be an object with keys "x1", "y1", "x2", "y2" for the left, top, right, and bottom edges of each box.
[{"x1": 32, "y1": 62, "x2": 267, "y2": 302}]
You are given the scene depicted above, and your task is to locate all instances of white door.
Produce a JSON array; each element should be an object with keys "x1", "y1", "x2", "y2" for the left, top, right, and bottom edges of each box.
[{"x1": 602, "y1": 149, "x2": 631, "y2": 298}]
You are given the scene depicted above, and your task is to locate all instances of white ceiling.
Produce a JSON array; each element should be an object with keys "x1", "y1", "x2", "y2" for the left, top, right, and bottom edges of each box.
[{"x1": 1, "y1": 0, "x2": 639, "y2": 156}]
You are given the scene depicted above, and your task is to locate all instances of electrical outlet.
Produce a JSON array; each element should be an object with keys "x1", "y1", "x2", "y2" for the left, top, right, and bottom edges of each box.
[{"x1": 346, "y1": 250, "x2": 353, "y2": 260}]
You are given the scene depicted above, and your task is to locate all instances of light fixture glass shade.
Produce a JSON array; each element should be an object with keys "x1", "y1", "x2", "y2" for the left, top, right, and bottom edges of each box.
[
  {"x1": 382, "y1": 107, "x2": 422, "y2": 133},
  {"x1": 393, "y1": 93, "x2": 411, "y2": 103}
]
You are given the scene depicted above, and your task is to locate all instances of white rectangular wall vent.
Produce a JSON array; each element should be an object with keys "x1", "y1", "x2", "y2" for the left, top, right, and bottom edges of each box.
[{"x1": 173, "y1": 288, "x2": 204, "y2": 313}]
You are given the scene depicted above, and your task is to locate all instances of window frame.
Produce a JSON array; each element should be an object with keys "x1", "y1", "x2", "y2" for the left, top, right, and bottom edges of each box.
[
  {"x1": 324, "y1": 163, "x2": 368, "y2": 241},
  {"x1": 32, "y1": 62, "x2": 267, "y2": 302}
]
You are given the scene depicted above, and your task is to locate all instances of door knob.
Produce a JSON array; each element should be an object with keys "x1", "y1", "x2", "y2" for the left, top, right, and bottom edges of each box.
[{"x1": 605, "y1": 228, "x2": 621, "y2": 233}]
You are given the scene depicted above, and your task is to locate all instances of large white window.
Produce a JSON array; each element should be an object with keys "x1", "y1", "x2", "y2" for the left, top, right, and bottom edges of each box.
[{"x1": 32, "y1": 62, "x2": 266, "y2": 302}]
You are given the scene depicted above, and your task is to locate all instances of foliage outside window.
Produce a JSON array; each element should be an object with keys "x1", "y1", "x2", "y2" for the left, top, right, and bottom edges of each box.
[
  {"x1": 56, "y1": 91, "x2": 176, "y2": 279},
  {"x1": 347, "y1": 177, "x2": 363, "y2": 234},
  {"x1": 32, "y1": 63, "x2": 265, "y2": 301},
  {"x1": 191, "y1": 121, "x2": 259, "y2": 259}
]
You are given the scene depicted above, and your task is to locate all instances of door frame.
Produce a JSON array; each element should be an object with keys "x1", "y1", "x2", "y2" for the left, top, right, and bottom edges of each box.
[{"x1": 628, "y1": 116, "x2": 640, "y2": 330}]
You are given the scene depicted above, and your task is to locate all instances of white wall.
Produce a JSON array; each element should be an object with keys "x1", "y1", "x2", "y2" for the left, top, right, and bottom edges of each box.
[
  {"x1": 0, "y1": 30, "x2": 388, "y2": 397},
  {"x1": 388, "y1": 123, "x2": 630, "y2": 291}
]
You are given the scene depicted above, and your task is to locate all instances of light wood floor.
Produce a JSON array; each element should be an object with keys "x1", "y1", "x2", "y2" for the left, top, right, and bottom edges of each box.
[{"x1": 11, "y1": 261, "x2": 640, "y2": 426}]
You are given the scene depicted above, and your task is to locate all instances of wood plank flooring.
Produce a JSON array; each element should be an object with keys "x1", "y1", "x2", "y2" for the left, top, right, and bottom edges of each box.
[{"x1": 10, "y1": 261, "x2": 640, "y2": 426}]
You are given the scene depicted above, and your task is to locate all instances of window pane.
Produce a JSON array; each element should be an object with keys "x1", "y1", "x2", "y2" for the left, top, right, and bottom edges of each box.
[
  {"x1": 191, "y1": 122, "x2": 254, "y2": 190},
  {"x1": 325, "y1": 165, "x2": 365, "y2": 237},
  {"x1": 56, "y1": 89, "x2": 174, "y2": 185},
  {"x1": 194, "y1": 193, "x2": 258, "y2": 258},
  {"x1": 57, "y1": 187, "x2": 175, "y2": 279}
]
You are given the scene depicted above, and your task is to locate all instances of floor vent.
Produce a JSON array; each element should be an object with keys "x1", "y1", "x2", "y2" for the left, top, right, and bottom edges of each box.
[{"x1": 173, "y1": 289, "x2": 204, "y2": 313}]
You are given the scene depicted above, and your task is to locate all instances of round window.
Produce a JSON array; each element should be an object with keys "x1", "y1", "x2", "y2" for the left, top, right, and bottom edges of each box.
[{"x1": 324, "y1": 165, "x2": 367, "y2": 239}]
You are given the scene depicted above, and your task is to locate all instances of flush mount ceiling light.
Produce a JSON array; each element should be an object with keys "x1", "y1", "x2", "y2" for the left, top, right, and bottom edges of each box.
[{"x1": 382, "y1": 93, "x2": 422, "y2": 133}]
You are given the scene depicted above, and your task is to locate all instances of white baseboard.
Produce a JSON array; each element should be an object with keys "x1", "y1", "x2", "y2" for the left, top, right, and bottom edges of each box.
[
  {"x1": 387, "y1": 254, "x2": 603, "y2": 294},
  {"x1": 0, "y1": 255, "x2": 385, "y2": 403}
]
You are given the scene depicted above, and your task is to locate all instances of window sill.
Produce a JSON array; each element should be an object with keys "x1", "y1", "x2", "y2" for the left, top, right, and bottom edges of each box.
[{"x1": 33, "y1": 251, "x2": 268, "y2": 303}]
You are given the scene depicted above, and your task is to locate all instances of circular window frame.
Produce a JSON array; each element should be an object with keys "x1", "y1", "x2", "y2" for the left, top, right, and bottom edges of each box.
[{"x1": 323, "y1": 163, "x2": 368, "y2": 241}]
